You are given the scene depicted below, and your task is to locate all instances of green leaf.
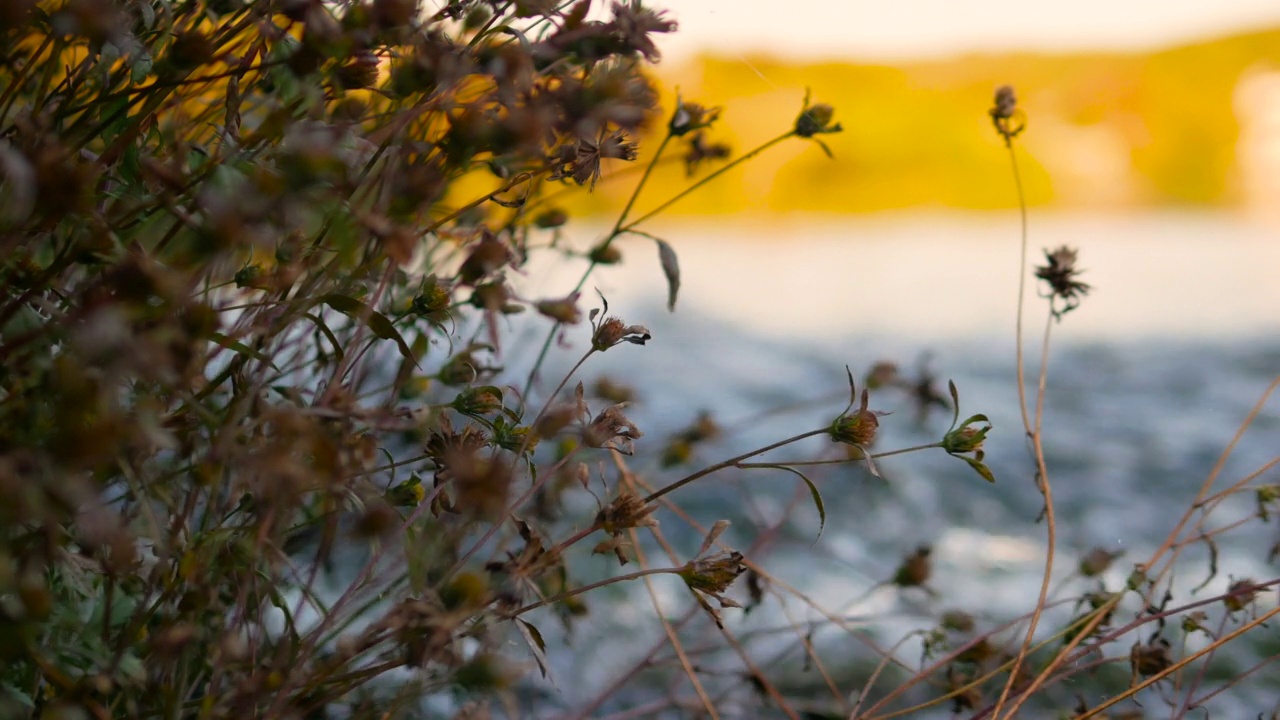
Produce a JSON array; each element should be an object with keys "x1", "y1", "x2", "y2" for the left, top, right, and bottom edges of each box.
[
  {"x1": 303, "y1": 312, "x2": 344, "y2": 363},
  {"x1": 0, "y1": 681, "x2": 34, "y2": 709},
  {"x1": 841, "y1": 365, "x2": 857, "y2": 416},
  {"x1": 947, "y1": 379, "x2": 961, "y2": 429},
  {"x1": 209, "y1": 332, "x2": 280, "y2": 370},
  {"x1": 318, "y1": 294, "x2": 417, "y2": 365},
  {"x1": 516, "y1": 618, "x2": 552, "y2": 680},
  {"x1": 960, "y1": 456, "x2": 996, "y2": 483},
  {"x1": 774, "y1": 465, "x2": 826, "y2": 543}
]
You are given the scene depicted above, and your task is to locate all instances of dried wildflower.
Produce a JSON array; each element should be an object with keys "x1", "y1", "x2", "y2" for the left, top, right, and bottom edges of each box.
[
  {"x1": 452, "y1": 455, "x2": 514, "y2": 520},
  {"x1": 829, "y1": 389, "x2": 880, "y2": 447},
  {"x1": 582, "y1": 404, "x2": 643, "y2": 454},
  {"x1": 680, "y1": 550, "x2": 746, "y2": 595},
  {"x1": 1130, "y1": 638, "x2": 1172, "y2": 677},
  {"x1": 1079, "y1": 547, "x2": 1121, "y2": 577},
  {"x1": 610, "y1": 0, "x2": 678, "y2": 62},
  {"x1": 424, "y1": 416, "x2": 487, "y2": 480},
  {"x1": 595, "y1": 489, "x2": 658, "y2": 533},
  {"x1": 567, "y1": 130, "x2": 638, "y2": 190},
  {"x1": 1035, "y1": 245, "x2": 1091, "y2": 319},
  {"x1": 669, "y1": 97, "x2": 721, "y2": 137},
  {"x1": 589, "y1": 296, "x2": 650, "y2": 351},
  {"x1": 682, "y1": 132, "x2": 731, "y2": 177},
  {"x1": 989, "y1": 85, "x2": 1026, "y2": 143}
]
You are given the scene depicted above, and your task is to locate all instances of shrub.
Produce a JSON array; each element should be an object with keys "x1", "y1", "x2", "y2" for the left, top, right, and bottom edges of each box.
[{"x1": 2, "y1": 2, "x2": 1276, "y2": 719}]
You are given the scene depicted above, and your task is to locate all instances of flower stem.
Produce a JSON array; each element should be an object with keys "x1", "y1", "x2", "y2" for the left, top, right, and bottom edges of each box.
[
  {"x1": 511, "y1": 567, "x2": 680, "y2": 616},
  {"x1": 619, "y1": 131, "x2": 795, "y2": 233},
  {"x1": 643, "y1": 428, "x2": 827, "y2": 504}
]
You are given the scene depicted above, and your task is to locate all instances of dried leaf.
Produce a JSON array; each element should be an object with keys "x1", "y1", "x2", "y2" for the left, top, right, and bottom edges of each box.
[
  {"x1": 655, "y1": 237, "x2": 680, "y2": 311},
  {"x1": 698, "y1": 520, "x2": 731, "y2": 557},
  {"x1": 516, "y1": 619, "x2": 553, "y2": 681}
]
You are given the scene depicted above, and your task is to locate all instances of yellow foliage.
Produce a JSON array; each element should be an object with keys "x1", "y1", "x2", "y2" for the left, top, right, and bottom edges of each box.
[{"x1": 552, "y1": 28, "x2": 1280, "y2": 217}]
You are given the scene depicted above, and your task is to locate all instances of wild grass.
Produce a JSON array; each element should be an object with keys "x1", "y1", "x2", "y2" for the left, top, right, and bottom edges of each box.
[{"x1": 1, "y1": 2, "x2": 1278, "y2": 719}]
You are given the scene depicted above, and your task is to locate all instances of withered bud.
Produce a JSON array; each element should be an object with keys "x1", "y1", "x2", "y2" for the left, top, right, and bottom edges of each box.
[
  {"x1": 353, "y1": 499, "x2": 399, "y2": 539},
  {"x1": 940, "y1": 610, "x2": 975, "y2": 633},
  {"x1": 451, "y1": 386, "x2": 503, "y2": 416},
  {"x1": 593, "y1": 376, "x2": 635, "y2": 404},
  {"x1": 865, "y1": 361, "x2": 900, "y2": 390},
  {"x1": 669, "y1": 98, "x2": 721, "y2": 137},
  {"x1": 795, "y1": 103, "x2": 840, "y2": 138},
  {"x1": 534, "y1": 403, "x2": 579, "y2": 439},
  {"x1": 1130, "y1": 638, "x2": 1172, "y2": 677},
  {"x1": 1079, "y1": 547, "x2": 1121, "y2": 577},
  {"x1": 1224, "y1": 578, "x2": 1262, "y2": 613},
  {"x1": 942, "y1": 424, "x2": 989, "y2": 454},
  {"x1": 534, "y1": 208, "x2": 568, "y2": 229},
  {"x1": 411, "y1": 275, "x2": 452, "y2": 318},
  {"x1": 830, "y1": 408, "x2": 878, "y2": 447},
  {"x1": 588, "y1": 243, "x2": 623, "y2": 264},
  {"x1": 680, "y1": 551, "x2": 746, "y2": 595},
  {"x1": 991, "y1": 85, "x2": 1017, "y2": 120},
  {"x1": 582, "y1": 404, "x2": 643, "y2": 454},
  {"x1": 989, "y1": 85, "x2": 1026, "y2": 142},
  {"x1": 535, "y1": 292, "x2": 582, "y2": 324},
  {"x1": 596, "y1": 489, "x2": 657, "y2": 533},
  {"x1": 893, "y1": 545, "x2": 932, "y2": 588}
]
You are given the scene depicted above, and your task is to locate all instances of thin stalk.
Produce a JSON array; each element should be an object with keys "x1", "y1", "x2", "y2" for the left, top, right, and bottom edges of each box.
[
  {"x1": 643, "y1": 428, "x2": 827, "y2": 504},
  {"x1": 512, "y1": 566, "x2": 680, "y2": 616},
  {"x1": 993, "y1": 310, "x2": 1058, "y2": 720},
  {"x1": 618, "y1": 131, "x2": 794, "y2": 233},
  {"x1": 521, "y1": 133, "x2": 675, "y2": 398},
  {"x1": 0, "y1": 34, "x2": 54, "y2": 126},
  {"x1": 735, "y1": 442, "x2": 941, "y2": 468}
]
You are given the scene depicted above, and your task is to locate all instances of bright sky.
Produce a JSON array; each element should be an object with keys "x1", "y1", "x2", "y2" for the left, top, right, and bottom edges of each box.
[{"x1": 650, "y1": 0, "x2": 1280, "y2": 62}]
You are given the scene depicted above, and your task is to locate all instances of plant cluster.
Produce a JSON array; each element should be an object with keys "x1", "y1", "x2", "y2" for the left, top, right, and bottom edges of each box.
[{"x1": 1, "y1": 2, "x2": 1277, "y2": 719}]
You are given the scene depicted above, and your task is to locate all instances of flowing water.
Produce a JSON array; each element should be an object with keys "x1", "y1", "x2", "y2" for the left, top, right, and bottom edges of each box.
[{"x1": 484, "y1": 211, "x2": 1280, "y2": 717}]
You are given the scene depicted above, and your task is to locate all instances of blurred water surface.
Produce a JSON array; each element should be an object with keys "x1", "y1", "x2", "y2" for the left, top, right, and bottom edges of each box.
[{"x1": 493, "y1": 211, "x2": 1280, "y2": 716}]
